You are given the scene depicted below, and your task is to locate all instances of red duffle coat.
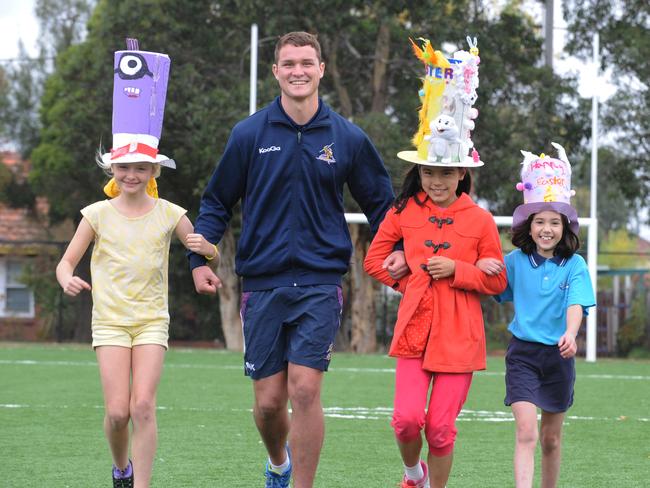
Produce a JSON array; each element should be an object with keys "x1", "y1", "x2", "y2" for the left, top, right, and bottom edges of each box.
[{"x1": 364, "y1": 192, "x2": 507, "y2": 373}]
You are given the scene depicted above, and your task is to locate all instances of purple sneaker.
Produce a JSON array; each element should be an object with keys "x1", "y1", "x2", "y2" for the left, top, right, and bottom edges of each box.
[{"x1": 112, "y1": 460, "x2": 133, "y2": 488}]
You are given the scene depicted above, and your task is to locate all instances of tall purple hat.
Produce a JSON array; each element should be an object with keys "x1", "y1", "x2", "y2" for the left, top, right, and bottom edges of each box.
[
  {"x1": 99, "y1": 38, "x2": 174, "y2": 169},
  {"x1": 512, "y1": 142, "x2": 579, "y2": 234}
]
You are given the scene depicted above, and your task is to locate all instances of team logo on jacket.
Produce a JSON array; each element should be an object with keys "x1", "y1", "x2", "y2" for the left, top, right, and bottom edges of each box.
[
  {"x1": 317, "y1": 143, "x2": 336, "y2": 164},
  {"x1": 258, "y1": 145, "x2": 281, "y2": 154}
]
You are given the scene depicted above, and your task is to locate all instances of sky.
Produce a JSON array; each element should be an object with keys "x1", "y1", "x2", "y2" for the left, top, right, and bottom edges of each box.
[{"x1": 0, "y1": 0, "x2": 39, "y2": 62}]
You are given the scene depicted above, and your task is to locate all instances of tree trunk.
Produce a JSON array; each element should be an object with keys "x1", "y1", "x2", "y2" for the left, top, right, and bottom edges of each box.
[
  {"x1": 217, "y1": 227, "x2": 242, "y2": 351},
  {"x1": 350, "y1": 22, "x2": 390, "y2": 353},
  {"x1": 321, "y1": 34, "x2": 353, "y2": 118},
  {"x1": 344, "y1": 22, "x2": 392, "y2": 353},
  {"x1": 371, "y1": 21, "x2": 391, "y2": 113},
  {"x1": 349, "y1": 223, "x2": 378, "y2": 353}
]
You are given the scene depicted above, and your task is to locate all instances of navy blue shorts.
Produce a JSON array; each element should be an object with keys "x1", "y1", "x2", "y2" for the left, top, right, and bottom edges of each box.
[
  {"x1": 504, "y1": 336, "x2": 575, "y2": 413},
  {"x1": 240, "y1": 285, "x2": 343, "y2": 380}
]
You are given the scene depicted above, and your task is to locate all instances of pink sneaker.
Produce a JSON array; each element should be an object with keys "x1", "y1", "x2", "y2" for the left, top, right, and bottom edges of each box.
[{"x1": 400, "y1": 460, "x2": 430, "y2": 488}]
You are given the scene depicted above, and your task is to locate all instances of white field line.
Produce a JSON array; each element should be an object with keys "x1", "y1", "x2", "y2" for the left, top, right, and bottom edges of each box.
[
  {"x1": 1, "y1": 403, "x2": 648, "y2": 423},
  {"x1": 1, "y1": 359, "x2": 649, "y2": 381}
]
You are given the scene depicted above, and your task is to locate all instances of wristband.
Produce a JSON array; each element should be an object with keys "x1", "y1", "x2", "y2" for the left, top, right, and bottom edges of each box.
[{"x1": 205, "y1": 244, "x2": 219, "y2": 261}]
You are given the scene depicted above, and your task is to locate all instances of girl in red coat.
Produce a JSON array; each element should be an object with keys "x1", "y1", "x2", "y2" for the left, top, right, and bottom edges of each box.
[{"x1": 364, "y1": 161, "x2": 507, "y2": 487}]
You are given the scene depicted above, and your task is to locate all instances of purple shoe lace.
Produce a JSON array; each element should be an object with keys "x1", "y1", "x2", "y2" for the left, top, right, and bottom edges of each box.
[{"x1": 112, "y1": 460, "x2": 133, "y2": 488}]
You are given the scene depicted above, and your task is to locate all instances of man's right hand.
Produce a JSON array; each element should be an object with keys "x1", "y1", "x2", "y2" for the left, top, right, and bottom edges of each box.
[{"x1": 192, "y1": 265, "x2": 222, "y2": 295}]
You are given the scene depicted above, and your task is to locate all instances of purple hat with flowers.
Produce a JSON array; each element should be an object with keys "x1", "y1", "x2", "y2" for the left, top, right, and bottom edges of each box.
[
  {"x1": 98, "y1": 38, "x2": 174, "y2": 170},
  {"x1": 512, "y1": 142, "x2": 579, "y2": 234}
]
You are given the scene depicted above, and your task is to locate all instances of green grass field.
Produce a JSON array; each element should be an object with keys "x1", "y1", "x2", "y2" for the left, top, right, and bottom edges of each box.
[{"x1": 1, "y1": 342, "x2": 649, "y2": 487}]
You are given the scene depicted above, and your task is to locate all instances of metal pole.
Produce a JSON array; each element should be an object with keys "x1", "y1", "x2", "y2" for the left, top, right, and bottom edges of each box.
[
  {"x1": 544, "y1": 0, "x2": 554, "y2": 69},
  {"x1": 249, "y1": 24, "x2": 258, "y2": 116},
  {"x1": 585, "y1": 32, "x2": 599, "y2": 362}
]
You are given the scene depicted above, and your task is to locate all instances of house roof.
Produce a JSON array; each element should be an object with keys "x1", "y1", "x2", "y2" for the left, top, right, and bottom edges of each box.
[
  {"x1": 0, "y1": 204, "x2": 51, "y2": 242},
  {"x1": 0, "y1": 152, "x2": 73, "y2": 252}
]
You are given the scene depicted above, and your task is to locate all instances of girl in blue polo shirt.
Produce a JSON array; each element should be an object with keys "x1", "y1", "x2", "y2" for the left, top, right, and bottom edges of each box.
[{"x1": 479, "y1": 142, "x2": 595, "y2": 488}]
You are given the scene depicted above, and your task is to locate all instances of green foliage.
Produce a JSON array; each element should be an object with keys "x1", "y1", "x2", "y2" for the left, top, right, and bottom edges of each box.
[
  {"x1": 21, "y1": 254, "x2": 68, "y2": 340},
  {"x1": 617, "y1": 292, "x2": 649, "y2": 356},
  {"x1": 485, "y1": 320, "x2": 510, "y2": 351},
  {"x1": 472, "y1": 10, "x2": 588, "y2": 214},
  {"x1": 0, "y1": 67, "x2": 10, "y2": 144},
  {"x1": 570, "y1": 147, "x2": 641, "y2": 237},
  {"x1": 626, "y1": 346, "x2": 650, "y2": 359},
  {"x1": 0, "y1": 154, "x2": 36, "y2": 208},
  {"x1": 599, "y1": 228, "x2": 643, "y2": 269},
  {"x1": 0, "y1": 160, "x2": 11, "y2": 199},
  {"x1": 596, "y1": 229, "x2": 642, "y2": 289},
  {"x1": 28, "y1": 0, "x2": 596, "y2": 341},
  {"x1": 1, "y1": 43, "x2": 44, "y2": 159},
  {"x1": 1, "y1": 178, "x2": 36, "y2": 209},
  {"x1": 35, "y1": 0, "x2": 94, "y2": 59},
  {"x1": 563, "y1": 0, "x2": 650, "y2": 209}
]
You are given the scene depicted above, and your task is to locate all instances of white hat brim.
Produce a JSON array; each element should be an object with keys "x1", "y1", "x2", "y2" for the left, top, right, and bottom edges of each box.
[
  {"x1": 397, "y1": 150, "x2": 484, "y2": 167},
  {"x1": 101, "y1": 152, "x2": 176, "y2": 169}
]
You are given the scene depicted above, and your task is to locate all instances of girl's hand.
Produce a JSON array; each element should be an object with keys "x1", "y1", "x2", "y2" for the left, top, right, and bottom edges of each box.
[
  {"x1": 476, "y1": 257, "x2": 505, "y2": 275},
  {"x1": 62, "y1": 276, "x2": 91, "y2": 296},
  {"x1": 186, "y1": 233, "x2": 218, "y2": 260},
  {"x1": 558, "y1": 332, "x2": 578, "y2": 358},
  {"x1": 383, "y1": 250, "x2": 408, "y2": 280},
  {"x1": 426, "y1": 256, "x2": 455, "y2": 280}
]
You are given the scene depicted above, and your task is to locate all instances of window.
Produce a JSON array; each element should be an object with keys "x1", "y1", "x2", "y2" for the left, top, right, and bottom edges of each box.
[{"x1": 0, "y1": 258, "x2": 35, "y2": 318}]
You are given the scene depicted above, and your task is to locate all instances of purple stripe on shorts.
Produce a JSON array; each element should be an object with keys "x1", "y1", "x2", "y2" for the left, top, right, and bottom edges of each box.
[{"x1": 240, "y1": 291, "x2": 252, "y2": 326}]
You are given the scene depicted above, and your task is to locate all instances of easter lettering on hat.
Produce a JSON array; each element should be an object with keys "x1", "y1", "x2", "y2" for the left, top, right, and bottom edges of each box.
[
  {"x1": 397, "y1": 36, "x2": 484, "y2": 168},
  {"x1": 512, "y1": 142, "x2": 579, "y2": 234}
]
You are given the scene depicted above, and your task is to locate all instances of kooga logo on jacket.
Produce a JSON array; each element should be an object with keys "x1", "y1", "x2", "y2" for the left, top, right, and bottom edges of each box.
[{"x1": 258, "y1": 145, "x2": 281, "y2": 154}]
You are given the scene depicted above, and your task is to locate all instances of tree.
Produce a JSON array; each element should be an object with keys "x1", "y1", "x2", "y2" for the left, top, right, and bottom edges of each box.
[
  {"x1": 2, "y1": 42, "x2": 43, "y2": 160},
  {"x1": 30, "y1": 0, "x2": 588, "y2": 349},
  {"x1": 35, "y1": 0, "x2": 94, "y2": 61},
  {"x1": 599, "y1": 228, "x2": 640, "y2": 270},
  {"x1": 0, "y1": 67, "x2": 10, "y2": 145},
  {"x1": 31, "y1": 0, "x2": 256, "y2": 344},
  {"x1": 563, "y1": 0, "x2": 650, "y2": 220},
  {"x1": 1, "y1": 1, "x2": 94, "y2": 160}
]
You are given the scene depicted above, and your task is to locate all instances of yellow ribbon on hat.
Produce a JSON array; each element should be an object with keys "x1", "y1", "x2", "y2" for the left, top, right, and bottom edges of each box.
[{"x1": 103, "y1": 177, "x2": 159, "y2": 198}]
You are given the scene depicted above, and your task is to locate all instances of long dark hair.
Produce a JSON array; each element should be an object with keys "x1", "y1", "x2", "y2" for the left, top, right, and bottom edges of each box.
[
  {"x1": 511, "y1": 213, "x2": 580, "y2": 258},
  {"x1": 394, "y1": 165, "x2": 472, "y2": 213}
]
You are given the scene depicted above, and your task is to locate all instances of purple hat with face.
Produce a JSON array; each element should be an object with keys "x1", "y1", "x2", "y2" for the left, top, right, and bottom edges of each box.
[
  {"x1": 99, "y1": 38, "x2": 174, "y2": 169},
  {"x1": 512, "y1": 142, "x2": 579, "y2": 234}
]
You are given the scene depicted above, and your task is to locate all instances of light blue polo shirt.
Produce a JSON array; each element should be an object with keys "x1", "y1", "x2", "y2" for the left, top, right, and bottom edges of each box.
[{"x1": 496, "y1": 249, "x2": 596, "y2": 345}]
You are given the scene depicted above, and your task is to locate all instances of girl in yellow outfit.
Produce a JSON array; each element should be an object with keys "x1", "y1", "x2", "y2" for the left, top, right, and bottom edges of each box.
[
  {"x1": 57, "y1": 160, "x2": 215, "y2": 487},
  {"x1": 55, "y1": 39, "x2": 215, "y2": 488}
]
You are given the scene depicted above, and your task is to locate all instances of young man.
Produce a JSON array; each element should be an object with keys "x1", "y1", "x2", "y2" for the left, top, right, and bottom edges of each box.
[{"x1": 189, "y1": 31, "x2": 406, "y2": 488}]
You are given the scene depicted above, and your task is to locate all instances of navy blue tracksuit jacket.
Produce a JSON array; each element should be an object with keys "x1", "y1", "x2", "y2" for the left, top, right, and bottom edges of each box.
[{"x1": 190, "y1": 97, "x2": 395, "y2": 292}]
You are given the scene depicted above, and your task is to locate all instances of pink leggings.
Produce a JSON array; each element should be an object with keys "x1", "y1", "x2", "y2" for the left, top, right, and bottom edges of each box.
[{"x1": 391, "y1": 357, "x2": 473, "y2": 457}]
